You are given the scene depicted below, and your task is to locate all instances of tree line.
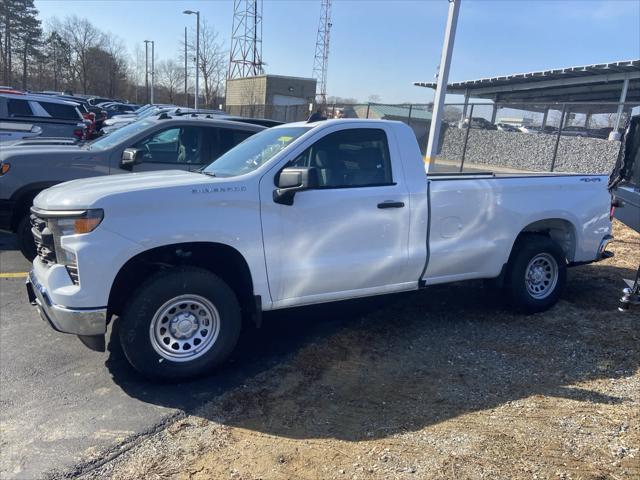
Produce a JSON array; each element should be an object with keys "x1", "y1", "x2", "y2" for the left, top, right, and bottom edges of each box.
[{"x1": 0, "y1": 0, "x2": 227, "y2": 107}]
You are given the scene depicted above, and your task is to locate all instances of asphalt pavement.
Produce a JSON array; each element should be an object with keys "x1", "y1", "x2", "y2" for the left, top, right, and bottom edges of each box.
[{"x1": 0, "y1": 231, "x2": 379, "y2": 479}]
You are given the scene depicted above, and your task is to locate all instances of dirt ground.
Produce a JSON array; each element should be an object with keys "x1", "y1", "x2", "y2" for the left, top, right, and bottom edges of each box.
[{"x1": 82, "y1": 222, "x2": 639, "y2": 480}]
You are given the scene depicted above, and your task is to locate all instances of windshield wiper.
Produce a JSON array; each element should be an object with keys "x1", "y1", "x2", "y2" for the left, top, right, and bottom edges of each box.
[{"x1": 200, "y1": 170, "x2": 216, "y2": 177}]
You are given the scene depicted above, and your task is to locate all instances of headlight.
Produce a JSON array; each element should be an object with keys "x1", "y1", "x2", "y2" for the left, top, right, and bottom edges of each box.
[
  {"x1": 47, "y1": 209, "x2": 104, "y2": 236},
  {"x1": 35, "y1": 209, "x2": 103, "y2": 285}
]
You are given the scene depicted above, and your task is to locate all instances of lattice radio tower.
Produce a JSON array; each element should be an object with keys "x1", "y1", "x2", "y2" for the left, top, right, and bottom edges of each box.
[
  {"x1": 312, "y1": 0, "x2": 332, "y2": 104},
  {"x1": 228, "y1": 0, "x2": 264, "y2": 79}
]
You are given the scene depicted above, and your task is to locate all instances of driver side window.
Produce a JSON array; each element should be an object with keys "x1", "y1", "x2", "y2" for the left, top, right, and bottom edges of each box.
[
  {"x1": 290, "y1": 128, "x2": 393, "y2": 188},
  {"x1": 132, "y1": 127, "x2": 203, "y2": 164}
]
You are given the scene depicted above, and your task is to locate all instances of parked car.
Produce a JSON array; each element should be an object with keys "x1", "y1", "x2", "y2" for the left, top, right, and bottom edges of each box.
[
  {"x1": 0, "y1": 122, "x2": 42, "y2": 141},
  {"x1": 496, "y1": 123, "x2": 520, "y2": 133},
  {"x1": 461, "y1": 117, "x2": 498, "y2": 130},
  {"x1": 0, "y1": 93, "x2": 86, "y2": 140},
  {"x1": 609, "y1": 106, "x2": 640, "y2": 311},
  {"x1": 88, "y1": 96, "x2": 123, "y2": 106},
  {"x1": 518, "y1": 125, "x2": 557, "y2": 135},
  {"x1": 101, "y1": 102, "x2": 139, "y2": 118},
  {"x1": 561, "y1": 126, "x2": 589, "y2": 137},
  {"x1": 23, "y1": 119, "x2": 613, "y2": 378},
  {"x1": 100, "y1": 105, "x2": 179, "y2": 133},
  {"x1": 0, "y1": 116, "x2": 265, "y2": 259}
]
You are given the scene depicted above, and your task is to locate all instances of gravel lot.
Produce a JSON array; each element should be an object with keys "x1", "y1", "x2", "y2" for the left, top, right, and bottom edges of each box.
[
  {"x1": 437, "y1": 129, "x2": 621, "y2": 174},
  {"x1": 77, "y1": 222, "x2": 640, "y2": 480}
]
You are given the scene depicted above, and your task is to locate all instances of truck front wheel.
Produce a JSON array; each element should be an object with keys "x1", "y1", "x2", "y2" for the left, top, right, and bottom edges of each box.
[
  {"x1": 119, "y1": 267, "x2": 242, "y2": 380},
  {"x1": 505, "y1": 235, "x2": 567, "y2": 313}
]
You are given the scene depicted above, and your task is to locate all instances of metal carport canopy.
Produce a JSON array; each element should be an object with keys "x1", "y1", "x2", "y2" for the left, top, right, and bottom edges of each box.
[{"x1": 414, "y1": 59, "x2": 640, "y2": 109}]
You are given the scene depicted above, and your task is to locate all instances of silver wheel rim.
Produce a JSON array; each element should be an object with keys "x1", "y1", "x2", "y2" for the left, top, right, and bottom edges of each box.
[
  {"x1": 525, "y1": 253, "x2": 558, "y2": 300},
  {"x1": 149, "y1": 294, "x2": 220, "y2": 362}
]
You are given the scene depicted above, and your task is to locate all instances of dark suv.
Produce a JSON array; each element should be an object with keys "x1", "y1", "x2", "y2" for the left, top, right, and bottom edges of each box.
[{"x1": 0, "y1": 115, "x2": 265, "y2": 258}]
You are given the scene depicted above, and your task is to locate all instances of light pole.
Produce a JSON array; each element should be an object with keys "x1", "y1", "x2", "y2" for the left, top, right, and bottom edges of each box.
[
  {"x1": 183, "y1": 10, "x2": 200, "y2": 109},
  {"x1": 150, "y1": 41, "x2": 155, "y2": 104},
  {"x1": 184, "y1": 26, "x2": 188, "y2": 107},
  {"x1": 143, "y1": 40, "x2": 149, "y2": 104}
]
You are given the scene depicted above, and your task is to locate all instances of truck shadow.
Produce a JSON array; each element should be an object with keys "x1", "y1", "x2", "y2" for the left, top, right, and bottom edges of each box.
[{"x1": 105, "y1": 263, "x2": 639, "y2": 442}]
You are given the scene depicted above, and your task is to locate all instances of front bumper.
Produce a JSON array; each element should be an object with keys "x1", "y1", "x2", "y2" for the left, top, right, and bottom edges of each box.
[{"x1": 26, "y1": 270, "x2": 107, "y2": 336}]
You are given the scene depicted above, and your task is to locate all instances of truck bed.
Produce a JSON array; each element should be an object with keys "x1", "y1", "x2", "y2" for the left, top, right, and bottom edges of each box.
[{"x1": 422, "y1": 173, "x2": 611, "y2": 285}]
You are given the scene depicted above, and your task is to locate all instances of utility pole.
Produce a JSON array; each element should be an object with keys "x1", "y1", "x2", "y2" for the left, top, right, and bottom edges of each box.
[
  {"x1": 184, "y1": 26, "x2": 188, "y2": 107},
  {"x1": 425, "y1": 0, "x2": 461, "y2": 172},
  {"x1": 144, "y1": 40, "x2": 149, "y2": 104}
]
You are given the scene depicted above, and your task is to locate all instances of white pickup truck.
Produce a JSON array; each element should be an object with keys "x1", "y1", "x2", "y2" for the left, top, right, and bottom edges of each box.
[{"x1": 26, "y1": 119, "x2": 614, "y2": 379}]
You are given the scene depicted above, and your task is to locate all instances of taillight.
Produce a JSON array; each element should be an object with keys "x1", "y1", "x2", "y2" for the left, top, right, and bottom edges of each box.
[
  {"x1": 73, "y1": 128, "x2": 84, "y2": 139},
  {"x1": 610, "y1": 197, "x2": 623, "y2": 220}
]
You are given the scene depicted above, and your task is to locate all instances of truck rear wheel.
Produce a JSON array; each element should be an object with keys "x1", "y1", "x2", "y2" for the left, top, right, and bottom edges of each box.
[
  {"x1": 119, "y1": 267, "x2": 242, "y2": 380},
  {"x1": 505, "y1": 235, "x2": 566, "y2": 313},
  {"x1": 17, "y1": 214, "x2": 36, "y2": 261}
]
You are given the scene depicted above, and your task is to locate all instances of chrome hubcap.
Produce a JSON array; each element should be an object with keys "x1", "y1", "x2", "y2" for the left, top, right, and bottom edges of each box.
[
  {"x1": 525, "y1": 253, "x2": 559, "y2": 300},
  {"x1": 149, "y1": 295, "x2": 220, "y2": 362}
]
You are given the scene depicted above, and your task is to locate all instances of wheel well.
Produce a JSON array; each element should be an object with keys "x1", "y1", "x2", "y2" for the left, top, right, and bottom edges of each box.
[
  {"x1": 515, "y1": 218, "x2": 577, "y2": 262},
  {"x1": 108, "y1": 242, "x2": 256, "y2": 322},
  {"x1": 10, "y1": 183, "x2": 57, "y2": 231}
]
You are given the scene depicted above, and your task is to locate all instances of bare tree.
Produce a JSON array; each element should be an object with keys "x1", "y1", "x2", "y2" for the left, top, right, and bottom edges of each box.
[
  {"x1": 59, "y1": 15, "x2": 104, "y2": 93},
  {"x1": 184, "y1": 19, "x2": 227, "y2": 108},
  {"x1": 157, "y1": 59, "x2": 183, "y2": 104}
]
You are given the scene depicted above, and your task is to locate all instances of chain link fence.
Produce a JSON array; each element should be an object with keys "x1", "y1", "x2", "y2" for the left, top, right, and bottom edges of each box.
[{"x1": 225, "y1": 101, "x2": 638, "y2": 174}]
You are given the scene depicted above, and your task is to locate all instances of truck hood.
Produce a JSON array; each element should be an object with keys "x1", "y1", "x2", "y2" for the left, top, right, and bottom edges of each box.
[{"x1": 33, "y1": 170, "x2": 205, "y2": 210}]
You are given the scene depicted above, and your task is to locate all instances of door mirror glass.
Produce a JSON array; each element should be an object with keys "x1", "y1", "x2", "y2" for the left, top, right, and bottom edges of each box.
[
  {"x1": 121, "y1": 147, "x2": 143, "y2": 168},
  {"x1": 274, "y1": 167, "x2": 319, "y2": 205}
]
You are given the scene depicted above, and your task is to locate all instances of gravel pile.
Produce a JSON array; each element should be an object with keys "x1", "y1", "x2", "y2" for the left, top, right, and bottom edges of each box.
[{"x1": 437, "y1": 128, "x2": 621, "y2": 174}]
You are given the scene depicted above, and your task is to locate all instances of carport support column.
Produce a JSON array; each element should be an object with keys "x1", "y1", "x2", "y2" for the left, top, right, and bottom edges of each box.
[
  {"x1": 460, "y1": 89, "x2": 470, "y2": 127},
  {"x1": 424, "y1": 0, "x2": 461, "y2": 173},
  {"x1": 584, "y1": 111, "x2": 592, "y2": 129},
  {"x1": 610, "y1": 75, "x2": 630, "y2": 141},
  {"x1": 541, "y1": 107, "x2": 550, "y2": 129},
  {"x1": 490, "y1": 102, "x2": 498, "y2": 124}
]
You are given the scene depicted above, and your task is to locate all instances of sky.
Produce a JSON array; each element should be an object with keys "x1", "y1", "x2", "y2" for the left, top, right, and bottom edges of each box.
[{"x1": 34, "y1": 0, "x2": 640, "y2": 103}]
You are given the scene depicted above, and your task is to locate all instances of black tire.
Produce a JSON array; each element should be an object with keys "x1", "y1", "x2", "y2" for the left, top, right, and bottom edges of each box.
[
  {"x1": 505, "y1": 235, "x2": 566, "y2": 313},
  {"x1": 119, "y1": 267, "x2": 242, "y2": 380},
  {"x1": 17, "y1": 214, "x2": 36, "y2": 261}
]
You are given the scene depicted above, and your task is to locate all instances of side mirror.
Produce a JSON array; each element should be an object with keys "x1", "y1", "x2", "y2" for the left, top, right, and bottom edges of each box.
[
  {"x1": 120, "y1": 148, "x2": 143, "y2": 169},
  {"x1": 273, "y1": 167, "x2": 319, "y2": 205}
]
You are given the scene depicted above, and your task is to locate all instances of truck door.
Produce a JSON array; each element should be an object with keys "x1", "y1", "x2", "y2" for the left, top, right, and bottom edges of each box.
[{"x1": 260, "y1": 126, "x2": 412, "y2": 306}]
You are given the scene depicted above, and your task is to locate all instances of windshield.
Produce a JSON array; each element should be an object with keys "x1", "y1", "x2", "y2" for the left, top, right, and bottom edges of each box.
[
  {"x1": 203, "y1": 126, "x2": 310, "y2": 177},
  {"x1": 87, "y1": 119, "x2": 155, "y2": 151}
]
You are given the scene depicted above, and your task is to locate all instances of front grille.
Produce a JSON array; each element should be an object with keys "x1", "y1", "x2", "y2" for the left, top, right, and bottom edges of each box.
[
  {"x1": 66, "y1": 264, "x2": 79, "y2": 284},
  {"x1": 30, "y1": 214, "x2": 56, "y2": 264}
]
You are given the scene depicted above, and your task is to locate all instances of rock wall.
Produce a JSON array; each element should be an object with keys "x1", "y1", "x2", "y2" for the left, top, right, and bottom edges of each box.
[{"x1": 436, "y1": 128, "x2": 620, "y2": 174}]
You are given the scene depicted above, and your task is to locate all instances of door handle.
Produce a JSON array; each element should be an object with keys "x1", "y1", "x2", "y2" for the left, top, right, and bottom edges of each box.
[{"x1": 377, "y1": 201, "x2": 405, "y2": 209}]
